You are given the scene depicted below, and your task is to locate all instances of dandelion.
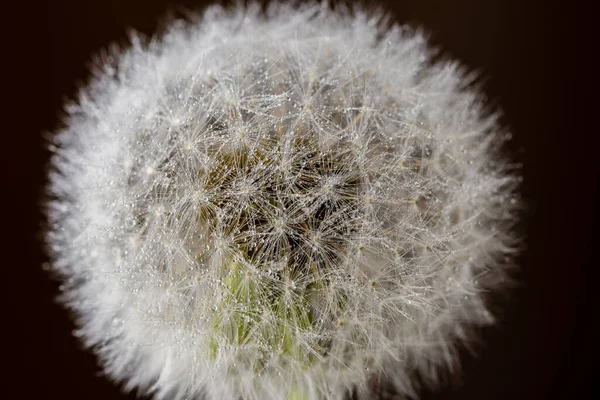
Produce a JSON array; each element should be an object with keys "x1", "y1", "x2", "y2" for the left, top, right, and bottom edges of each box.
[{"x1": 46, "y1": 2, "x2": 520, "y2": 400}]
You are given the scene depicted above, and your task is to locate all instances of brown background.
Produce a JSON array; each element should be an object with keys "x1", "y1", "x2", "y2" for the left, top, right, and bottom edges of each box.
[{"x1": 8, "y1": 0, "x2": 595, "y2": 399}]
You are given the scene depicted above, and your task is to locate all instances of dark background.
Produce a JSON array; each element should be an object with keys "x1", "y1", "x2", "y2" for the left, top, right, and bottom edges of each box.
[{"x1": 8, "y1": 0, "x2": 595, "y2": 399}]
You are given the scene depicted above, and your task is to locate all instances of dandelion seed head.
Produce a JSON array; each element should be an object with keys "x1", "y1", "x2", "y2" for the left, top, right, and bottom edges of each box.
[{"x1": 46, "y1": 2, "x2": 520, "y2": 400}]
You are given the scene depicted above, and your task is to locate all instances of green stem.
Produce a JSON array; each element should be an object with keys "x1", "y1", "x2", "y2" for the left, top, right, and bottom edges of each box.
[{"x1": 288, "y1": 387, "x2": 310, "y2": 400}]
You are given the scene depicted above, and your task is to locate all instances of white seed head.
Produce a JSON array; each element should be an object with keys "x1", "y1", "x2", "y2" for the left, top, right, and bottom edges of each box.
[{"x1": 46, "y1": 2, "x2": 520, "y2": 400}]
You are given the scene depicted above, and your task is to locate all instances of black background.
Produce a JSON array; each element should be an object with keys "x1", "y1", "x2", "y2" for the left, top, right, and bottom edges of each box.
[{"x1": 8, "y1": 0, "x2": 596, "y2": 399}]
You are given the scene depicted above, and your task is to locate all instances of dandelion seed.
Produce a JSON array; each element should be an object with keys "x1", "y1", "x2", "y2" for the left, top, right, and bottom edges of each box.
[{"x1": 46, "y1": 2, "x2": 520, "y2": 400}]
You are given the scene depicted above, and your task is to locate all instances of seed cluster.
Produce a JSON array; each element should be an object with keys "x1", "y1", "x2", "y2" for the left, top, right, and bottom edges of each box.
[{"x1": 47, "y1": 3, "x2": 520, "y2": 400}]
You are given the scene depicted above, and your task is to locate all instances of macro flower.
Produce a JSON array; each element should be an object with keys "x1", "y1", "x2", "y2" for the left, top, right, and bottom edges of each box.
[{"x1": 46, "y1": 2, "x2": 520, "y2": 399}]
